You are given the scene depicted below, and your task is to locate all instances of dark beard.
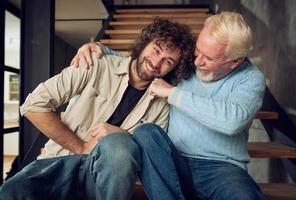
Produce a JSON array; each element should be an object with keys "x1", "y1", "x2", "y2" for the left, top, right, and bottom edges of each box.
[{"x1": 136, "y1": 57, "x2": 159, "y2": 81}]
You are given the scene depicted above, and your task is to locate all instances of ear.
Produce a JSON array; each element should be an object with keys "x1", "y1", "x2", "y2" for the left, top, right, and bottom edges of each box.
[{"x1": 229, "y1": 57, "x2": 245, "y2": 69}]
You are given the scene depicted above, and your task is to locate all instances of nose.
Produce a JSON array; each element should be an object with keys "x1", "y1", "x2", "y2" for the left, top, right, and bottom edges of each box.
[
  {"x1": 195, "y1": 54, "x2": 205, "y2": 66},
  {"x1": 150, "y1": 56, "x2": 163, "y2": 68}
]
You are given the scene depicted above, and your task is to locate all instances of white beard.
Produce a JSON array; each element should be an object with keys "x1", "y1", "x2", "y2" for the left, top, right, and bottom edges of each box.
[{"x1": 196, "y1": 70, "x2": 214, "y2": 82}]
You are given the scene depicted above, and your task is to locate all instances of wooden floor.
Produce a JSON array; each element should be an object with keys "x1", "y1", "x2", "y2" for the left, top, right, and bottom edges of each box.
[{"x1": 3, "y1": 155, "x2": 16, "y2": 179}]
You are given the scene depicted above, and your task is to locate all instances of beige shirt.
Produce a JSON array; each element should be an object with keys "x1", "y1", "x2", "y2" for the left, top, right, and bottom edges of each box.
[{"x1": 20, "y1": 55, "x2": 169, "y2": 159}]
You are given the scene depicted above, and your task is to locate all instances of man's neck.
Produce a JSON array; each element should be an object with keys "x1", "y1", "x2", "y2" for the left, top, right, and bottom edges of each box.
[{"x1": 129, "y1": 59, "x2": 151, "y2": 90}]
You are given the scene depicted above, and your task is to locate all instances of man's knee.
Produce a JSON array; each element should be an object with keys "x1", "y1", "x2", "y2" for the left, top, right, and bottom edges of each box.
[
  {"x1": 133, "y1": 123, "x2": 166, "y2": 145},
  {"x1": 133, "y1": 123, "x2": 171, "y2": 152},
  {"x1": 95, "y1": 132, "x2": 141, "y2": 173},
  {"x1": 133, "y1": 123, "x2": 163, "y2": 137}
]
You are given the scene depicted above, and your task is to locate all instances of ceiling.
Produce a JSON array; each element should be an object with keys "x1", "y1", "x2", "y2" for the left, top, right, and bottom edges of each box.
[
  {"x1": 55, "y1": 0, "x2": 108, "y2": 49},
  {"x1": 8, "y1": 0, "x2": 109, "y2": 49}
]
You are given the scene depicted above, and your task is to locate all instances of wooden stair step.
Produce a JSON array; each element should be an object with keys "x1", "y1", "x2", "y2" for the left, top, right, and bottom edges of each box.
[
  {"x1": 116, "y1": 8, "x2": 209, "y2": 14},
  {"x1": 113, "y1": 13, "x2": 210, "y2": 19},
  {"x1": 247, "y1": 142, "x2": 296, "y2": 158},
  {"x1": 113, "y1": 14, "x2": 210, "y2": 22},
  {"x1": 255, "y1": 111, "x2": 278, "y2": 119},
  {"x1": 132, "y1": 183, "x2": 296, "y2": 200},
  {"x1": 105, "y1": 29, "x2": 201, "y2": 39},
  {"x1": 100, "y1": 39, "x2": 134, "y2": 50},
  {"x1": 259, "y1": 183, "x2": 296, "y2": 200},
  {"x1": 109, "y1": 20, "x2": 205, "y2": 29}
]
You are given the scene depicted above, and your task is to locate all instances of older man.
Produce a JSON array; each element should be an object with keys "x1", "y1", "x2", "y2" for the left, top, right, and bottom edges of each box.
[
  {"x1": 71, "y1": 12, "x2": 267, "y2": 200},
  {"x1": 0, "y1": 18, "x2": 195, "y2": 200}
]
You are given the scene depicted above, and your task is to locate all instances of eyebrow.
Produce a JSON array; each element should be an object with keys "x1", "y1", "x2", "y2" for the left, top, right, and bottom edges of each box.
[
  {"x1": 156, "y1": 43, "x2": 177, "y2": 64},
  {"x1": 196, "y1": 47, "x2": 213, "y2": 60}
]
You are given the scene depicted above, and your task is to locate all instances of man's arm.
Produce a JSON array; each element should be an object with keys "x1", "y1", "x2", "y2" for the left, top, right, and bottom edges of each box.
[
  {"x1": 150, "y1": 73, "x2": 266, "y2": 135},
  {"x1": 71, "y1": 42, "x2": 125, "y2": 68},
  {"x1": 24, "y1": 112, "x2": 96, "y2": 154},
  {"x1": 21, "y1": 57, "x2": 99, "y2": 154}
]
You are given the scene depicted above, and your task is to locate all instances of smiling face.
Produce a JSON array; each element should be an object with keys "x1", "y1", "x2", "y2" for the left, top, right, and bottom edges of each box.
[
  {"x1": 136, "y1": 39, "x2": 182, "y2": 81},
  {"x1": 194, "y1": 27, "x2": 238, "y2": 82}
]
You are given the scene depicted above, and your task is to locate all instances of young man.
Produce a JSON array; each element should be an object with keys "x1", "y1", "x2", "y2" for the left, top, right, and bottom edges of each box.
[
  {"x1": 71, "y1": 12, "x2": 268, "y2": 200},
  {"x1": 0, "y1": 18, "x2": 195, "y2": 200}
]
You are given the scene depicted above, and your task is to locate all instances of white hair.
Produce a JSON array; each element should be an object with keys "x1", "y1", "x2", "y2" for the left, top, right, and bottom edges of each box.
[{"x1": 204, "y1": 12, "x2": 252, "y2": 60}]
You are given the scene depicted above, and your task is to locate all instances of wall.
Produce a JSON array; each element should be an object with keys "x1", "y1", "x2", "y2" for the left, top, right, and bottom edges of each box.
[{"x1": 54, "y1": 35, "x2": 76, "y2": 74}]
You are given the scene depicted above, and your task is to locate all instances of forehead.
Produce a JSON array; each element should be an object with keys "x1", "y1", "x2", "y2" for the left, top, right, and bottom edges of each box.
[
  {"x1": 196, "y1": 28, "x2": 226, "y2": 59},
  {"x1": 148, "y1": 39, "x2": 182, "y2": 59}
]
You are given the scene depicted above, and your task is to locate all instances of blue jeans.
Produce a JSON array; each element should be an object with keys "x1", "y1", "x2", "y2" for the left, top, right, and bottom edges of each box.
[
  {"x1": 132, "y1": 123, "x2": 268, "y2": 200},
  {"x1": 0, "y1": 132, "x2": 141, "y2": 200}
]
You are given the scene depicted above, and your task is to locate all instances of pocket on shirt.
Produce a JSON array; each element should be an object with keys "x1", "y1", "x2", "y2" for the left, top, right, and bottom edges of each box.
[{"x1": 62, "y1": 85, "x2": 107, "y2": 128}]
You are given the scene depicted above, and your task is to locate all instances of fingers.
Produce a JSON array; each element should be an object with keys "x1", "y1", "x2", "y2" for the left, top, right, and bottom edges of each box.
[
  {"x1": 94, "y1": 133, "x2": 104, "y2": 142},
  {"x1": 92, "y1": 47, "x2": 103, "y2": 58},
  {"x1": 149, "y1": 91, "x2": 156, "y2": 97},
  {"x1": 84, "y1": 50, "x2": 93, "y2": 67},
  {"x1": 82, "y1": 138, "x2": 98, "y2": 154},
  {"x1": 89, "y1": 124, "x2": 105, "y2": 142},
  {"x1": 89, "y1": 126, "x2": 105, "y2": 142},
  {"x1": 152, "y1": 78, "x2": 163, "y2": 84},
  {"x1": 71, "y1": 55, "x2": 79, "y2": 68},
  {"x1": 78, "y1": 53, "x2": 89, "y2": 69},
  {"x1": 72, "y1": 42, "x2": 102, "y2": 69},
  {"x1": 92, "y1": 42, "x2": 104, "y2": 58},
  {"x1": 148, "y1": 85, "x2": 157, "y2": 96},
  {"x1": 90, "y1": 124, "x2": 101, "y2": 136}
]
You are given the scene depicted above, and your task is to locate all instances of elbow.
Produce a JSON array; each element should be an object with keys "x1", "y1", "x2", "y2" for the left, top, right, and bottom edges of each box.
[
  {"x1": 222, "y1": 124, "x2": 243, "y2": 136},
  {"x1": 23, "y1": 111, "x2": 38, "y2": 122},
  {"x1": 23, "y1": 111, "x2": 33, "y2": 119},
  {"x1": 223, "y1": 106, "x2": 254, "y2": 135},
  {"x1": 221, "y1": 118, "x2": 250, "y2": 136}
]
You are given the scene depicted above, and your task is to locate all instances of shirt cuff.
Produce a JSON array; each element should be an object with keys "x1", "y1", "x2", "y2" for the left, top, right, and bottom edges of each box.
[{"x1": 168, "y1": 87, "x2": 184, "y2": 107}]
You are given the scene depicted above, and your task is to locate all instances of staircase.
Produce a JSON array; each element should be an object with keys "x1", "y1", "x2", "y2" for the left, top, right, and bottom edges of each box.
[{"x1": 100, "y1": 6, "x2": 296, "y2": 200}]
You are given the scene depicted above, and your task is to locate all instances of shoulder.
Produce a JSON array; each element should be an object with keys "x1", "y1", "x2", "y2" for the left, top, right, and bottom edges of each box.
[
  {"x1": 96, "y1": 54, "x2": 130, "y2": 67},
  {"x1": 228, "y1": 58, "x2": 266, "y2": 95},
  {"x1": 234, "y1": 58, "x2": 265, "y2": 84},
  {"x1": 93, "y1": 54, "x2": 132, "y2": 74}
]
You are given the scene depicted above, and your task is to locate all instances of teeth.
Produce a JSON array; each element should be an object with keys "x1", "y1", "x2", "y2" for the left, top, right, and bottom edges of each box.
[
  {"x1": 198, "y1": 68, "x2": 208, "y2": 72},
  {"x1": 146, "y1": 62, "x2": 155, "y2": 72}
]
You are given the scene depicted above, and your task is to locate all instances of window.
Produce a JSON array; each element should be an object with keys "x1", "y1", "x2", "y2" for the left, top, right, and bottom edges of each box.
[
  {"x1": 2, "y1": 8, "x2": 20, "y2": 182},
  {"x1": 9, "y1": 74, "x2": 19, "y2": 101}
]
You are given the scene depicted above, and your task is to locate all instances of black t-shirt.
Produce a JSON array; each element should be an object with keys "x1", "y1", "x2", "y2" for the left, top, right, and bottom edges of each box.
[{"x1": 107, "y1": 83, "x2": 147, "y2": 126}]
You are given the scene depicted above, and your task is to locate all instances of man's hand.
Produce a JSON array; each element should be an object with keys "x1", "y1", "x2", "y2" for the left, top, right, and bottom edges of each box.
[
  {"x1": 89, "y1": 122, "x2": 125, "y2": 142},
  {"x1": 71, "y1": 42, "x2": 104, "y2": 69},
  {"x1": 81, "y1": 137, "x2": 98, "y2": 154},
  {"x1": 149, "y1": 78, "x2": 174, "y2": 98}
]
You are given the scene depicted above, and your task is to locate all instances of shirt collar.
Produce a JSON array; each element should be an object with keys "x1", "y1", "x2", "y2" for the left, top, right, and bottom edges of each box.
[{"x1": 113, "y1": 56, "x2": 133, "y2": 75}]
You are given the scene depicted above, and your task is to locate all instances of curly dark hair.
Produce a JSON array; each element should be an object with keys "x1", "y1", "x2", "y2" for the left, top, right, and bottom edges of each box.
[{"x1": 130, "y1": 18, "x2": 196, "y2": 85}]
